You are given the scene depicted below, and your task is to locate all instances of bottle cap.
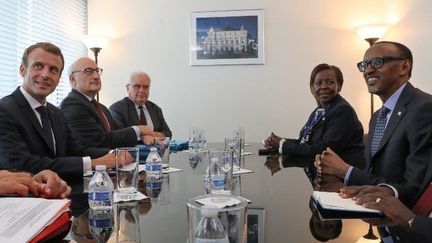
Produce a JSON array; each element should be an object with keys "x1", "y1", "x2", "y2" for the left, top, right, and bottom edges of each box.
[
  {"x1": 200, "y1": 205, "x2": 219, "y2": 217},
  {"x1": 210, "y1": 157, "x2": 219, "y2": 163},
  {"x1": 95, "y1": 165, "x2": 107, "y2": 171}
]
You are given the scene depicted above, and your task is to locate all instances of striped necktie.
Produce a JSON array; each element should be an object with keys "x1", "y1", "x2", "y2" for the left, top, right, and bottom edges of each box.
[{"x1": 370, "y1": 106, "x2": 390, "y2": 156}]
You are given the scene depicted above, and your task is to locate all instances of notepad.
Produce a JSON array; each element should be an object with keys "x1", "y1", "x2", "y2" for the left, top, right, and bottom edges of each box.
[{"x1": 312, "y1": 191, "x2": 383, "y2": 219}]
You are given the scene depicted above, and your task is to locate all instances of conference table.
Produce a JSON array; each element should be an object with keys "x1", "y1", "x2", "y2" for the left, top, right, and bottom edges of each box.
[{"x1": 68, "y1": 143, "x2": 376, "y2": 243}]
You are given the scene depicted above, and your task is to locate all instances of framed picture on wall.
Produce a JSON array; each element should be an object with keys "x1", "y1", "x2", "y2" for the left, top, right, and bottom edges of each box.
[
  {"x1": 190, "y1": 9, "x2": 265, "y2": 66},
  {"x1": 247, "y1": 207, "x2": 265, "y2": 243}
]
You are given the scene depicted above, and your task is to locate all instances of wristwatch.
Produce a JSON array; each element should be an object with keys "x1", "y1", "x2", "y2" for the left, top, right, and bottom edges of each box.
[{"x1": 408, "y1": 217, "x2": 415, "y2": 229}]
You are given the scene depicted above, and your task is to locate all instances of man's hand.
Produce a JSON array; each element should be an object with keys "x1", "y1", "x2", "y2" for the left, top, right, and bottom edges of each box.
[
  {"x1": 264, "y1": 132, "x2": 282, "y2": 149},
  {"x1": 137, "y1": 125, "x2": 154, "y2": 136},
  {"x1": 0, "y1": 171, "x2": 39, "y2": 197},
  {"x1": 339, "y1": 185, "x2": 394, "y2": 200},
  {"x1": 314, "y1": 147, "x2": 350, "y2": 177},
  {"x1": 92, "y1": 153, "x2": 117, "y2": 169},
  {"x1": 342, "y1": 186, "x2": 415, "y2": 229},
  {"x1": 32, "y1": 170, "x2": 71, "y2": 199}
]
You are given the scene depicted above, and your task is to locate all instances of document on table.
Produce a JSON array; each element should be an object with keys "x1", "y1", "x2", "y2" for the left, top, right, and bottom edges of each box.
[
  {"x1": 0, "y1": 197, "x2": 70, "y2": 243},
  {"x1": 312, "y1": 191, "x2": 381, "y2": 213}
]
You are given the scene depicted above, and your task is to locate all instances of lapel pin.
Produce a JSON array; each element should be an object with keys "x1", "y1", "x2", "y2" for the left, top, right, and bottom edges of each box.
[{"x1": 397, "y1": 111, "x2": 402, "y2": 116}]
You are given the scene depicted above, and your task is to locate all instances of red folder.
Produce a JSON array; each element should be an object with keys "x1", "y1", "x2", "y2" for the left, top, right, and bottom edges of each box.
[{"x1": 29, "y1": 211, "x2": 72, "y2": 243}]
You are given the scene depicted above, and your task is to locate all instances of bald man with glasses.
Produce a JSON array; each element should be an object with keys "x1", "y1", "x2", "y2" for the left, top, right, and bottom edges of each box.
[
  {"x1": 315, "y1": 41, "x2": 432, "y2": 242},
  {"x1": 60, "y1": 57, "x2": 161, "y2": 149}
]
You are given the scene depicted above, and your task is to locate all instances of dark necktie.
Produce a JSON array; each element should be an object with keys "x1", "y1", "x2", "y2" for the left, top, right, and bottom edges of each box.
[
  {"x1": 36, "y1": 106, "x2": 55, "y2": 152},
  {"x1": 370, "y1": 106, "x2": 390, "y2": 156},
  {"x1": 91, "y1": 100, "x2": 111, "y2": 132},
  {"x1": 412, "y1": 183, "x2": 432, "y2": 216},
  {"x1": 138, "y1": 106, "x2": 147, "y2": 125}
]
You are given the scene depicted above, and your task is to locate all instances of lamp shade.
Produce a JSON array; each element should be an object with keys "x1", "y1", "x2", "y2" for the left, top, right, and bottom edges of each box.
[
  {"x1": 354, "y1": 24, "x2": 392, "y2": 41},
  {"x1": 80, "y1": 35, "x2": 110, "y2": 49}
]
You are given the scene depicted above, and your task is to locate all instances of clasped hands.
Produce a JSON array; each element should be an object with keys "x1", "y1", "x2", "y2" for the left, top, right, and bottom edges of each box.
[
  {"x1": 138, "y1": 125, "x2": 165, "y2": 146},
  {"x1": 314, "y1": 147, "x2": 350, "y2": 178},
  {"x1": 0, "y1": 170, "x2": 71, "y2": 199},
  {"x1": 264, "y1": 132, "x2": 282, "y2": 149}
]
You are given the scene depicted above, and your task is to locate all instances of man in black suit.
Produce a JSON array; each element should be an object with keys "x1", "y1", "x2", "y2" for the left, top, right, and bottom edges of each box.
[
  {"x1": 60, "y1": 57, "x2": 159, "y2": 149},
  {"x1": 339, "y1": 154, "x2": 432, "y2": 243},
  {"x1": 315, "y1": 41, "x2": 432, "y2": 206},
  {"x1": 109, "y1": 72, "x2": 172, "y2": 138},
  {"x1": 0, "y1": 42, "x2": 117, "y2": 180}
]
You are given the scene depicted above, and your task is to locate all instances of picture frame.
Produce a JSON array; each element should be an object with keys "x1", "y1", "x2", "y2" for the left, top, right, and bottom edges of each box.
[
  {"x1": 190, "y1": 9, "x2": 265, "y2": 66},
  {"x1": 247, "y1": 207, "x2": 265, "y2": 243}
]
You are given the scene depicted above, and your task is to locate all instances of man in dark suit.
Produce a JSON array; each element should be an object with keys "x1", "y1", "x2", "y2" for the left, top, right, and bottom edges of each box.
[
  {"x1": 339, "y1": 155, "x2": 432, "y2": 243},
  {"x1": 60, "y1": 57, "x2": 159, "y2": 149},
  {"x1": 109, "y1": 72, "x2": 172, "y2": 138},
  {"x1": 315, "y1": 41, "x2": 432, "y2": 206},
  {"x1": 0, "y1": 42, "x2": 117, "y2": 180}
]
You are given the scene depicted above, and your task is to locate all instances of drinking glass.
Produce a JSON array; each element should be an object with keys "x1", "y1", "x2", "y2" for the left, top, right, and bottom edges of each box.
[{"x1": 116, "y1": 147, "x2": 140, "y2": 199}]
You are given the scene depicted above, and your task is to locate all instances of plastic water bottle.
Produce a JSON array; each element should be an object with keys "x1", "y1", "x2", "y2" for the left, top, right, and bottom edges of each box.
[
  {"x1": 88, "y1": 208, "x2": 114, "y2": 242},
  {"x1": 146, "y1": 176, "x2": 162, "y2": 199},
  {"x1": 209, "y1": 158, "x2": 225, "y2": 194},
  {"x1": 195, "y1": 205, "x2": 229, "y2": 243},
  {"x1": 88, "y1": 165, "x2": 114, "y2": 212},
  {"x1": 146, "y1": 147, "x2": 162, "y2": 180},
  {"x1": 203, "y1": 165, "x2": 211, "y2": 194}
]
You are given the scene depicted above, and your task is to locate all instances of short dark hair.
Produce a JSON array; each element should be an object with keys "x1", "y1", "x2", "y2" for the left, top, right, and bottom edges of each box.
[
  {"x1": 373, "y1": 41, "x2": 413, "y2": 77},
  {"x1": 21, "y1": 42, "x2": 64, "y2": 74},
  {"x1": 310, "y1": 63, "x2": 344, "y2": 89}
]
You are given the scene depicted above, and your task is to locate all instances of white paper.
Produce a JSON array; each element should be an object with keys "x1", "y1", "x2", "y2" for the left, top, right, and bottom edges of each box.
[
  {"x1": 113, "y1": 191, "x2": 148, "y2": 203},
  {"x1": 312, "y1": 191, "x2": 381, "y2": 213},
  {"x1": 233, "y1": 168, "x2": 254, "y2": 175},
  {"x1": 195, "y1": 197, "x2": 242, "y2": 209},
  {"x1": 138, "y1": 164, "x2": 182, "y2": 174},
  {"x1": 0, "y1": 197, "x2": 70, "y2": 243}
]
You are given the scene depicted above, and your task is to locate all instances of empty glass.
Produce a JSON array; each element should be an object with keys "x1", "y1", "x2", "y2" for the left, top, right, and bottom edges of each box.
[{"x1": 116, "y1": 147, "x2": 140, "y2": 199}]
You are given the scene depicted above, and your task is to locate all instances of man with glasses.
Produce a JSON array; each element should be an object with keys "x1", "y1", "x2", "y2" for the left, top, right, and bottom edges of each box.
[
  {"x1": 109, "y1": 72, "x2": 172, "y2": 138},
  {"x1": 314, "y1": 41, "x2": 432, "y2": 241},
  {"x1": 0, "y1": 42, "x2": 118, "y2": 180},
  {"x1": 60, "y1": 57, "x2": 160, "y2": 149}
]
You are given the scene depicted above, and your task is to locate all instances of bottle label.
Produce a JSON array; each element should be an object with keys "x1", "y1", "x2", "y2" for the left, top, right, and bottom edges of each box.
[
  {"x1": 88, "y1": 191, "x2": 112, "y2": 201},
  {"x1": 89, "y1": 218, "x2": 113, "y2": 227},
  {"x1": 212, "y1": 179, "x2": 224, "y2": 187},
  {"x1": 145, "y1": 164, "x2": 162, "y2": 171},
  {"x1": 146, "y1": 180, "x2": 162, "y2": 189}
]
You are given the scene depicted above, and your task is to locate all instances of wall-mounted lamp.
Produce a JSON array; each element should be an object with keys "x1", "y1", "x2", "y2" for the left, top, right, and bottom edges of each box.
[
  {"x1": 80, "y1": 35, "x2": 111, "y2": 101},
  {"x1": 354, "y1": 23, "x2": 391, "y2": 116}
]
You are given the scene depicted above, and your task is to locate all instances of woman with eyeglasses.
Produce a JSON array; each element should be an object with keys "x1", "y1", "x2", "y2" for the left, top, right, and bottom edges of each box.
[{"x1": 264, "y1": 63, "x2": 365, "y2": 169}]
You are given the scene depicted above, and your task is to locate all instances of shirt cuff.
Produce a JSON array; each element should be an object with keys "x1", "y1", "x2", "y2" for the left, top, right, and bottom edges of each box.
[
  {"x1": 132, "y1": 126, "x2": 140, "y2": 140},
  {"x1": 344, "y1": 166, "x2": 354, "y2": 185},
  {"x1": 278, "y1": 139, "x2": 286, "y2": 154},
  {"x1": 83, "y1": 156, "x2": 92, "y2": 176},
  {"x1": 377, "y1": 183, "x2": 399, "y2": 198}
]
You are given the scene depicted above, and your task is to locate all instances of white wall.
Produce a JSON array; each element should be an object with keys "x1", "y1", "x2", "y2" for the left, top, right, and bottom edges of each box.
[{"x1": 88, "y1": 0, "x2": 432, "y2": 142}]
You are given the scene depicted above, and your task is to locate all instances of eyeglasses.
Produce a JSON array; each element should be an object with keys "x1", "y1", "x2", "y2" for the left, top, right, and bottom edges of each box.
[
  {"x1": 71, "y1": 67, "x2": 103, "y2": 76},
  {"x1": 357, "y1": 56, "x2": 406, "y2": 72},
  {"x1": 127, "y1": 84, "x2": 150, "y2": 90}
]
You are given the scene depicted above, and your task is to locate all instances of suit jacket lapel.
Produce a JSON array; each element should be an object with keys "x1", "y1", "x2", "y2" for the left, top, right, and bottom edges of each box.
[
  {"x1": 47, "y1": 104, "x2": 62, "y2": 154},
  {"x1": 13, "y1": 88, "x2": 56, "y2": 154},
  {"x1": 127, "y1": 98, "x2": 140, "y2": 125},
  {"x1": 72, "y1": 89, "x2": 111, "y2": 132}
]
